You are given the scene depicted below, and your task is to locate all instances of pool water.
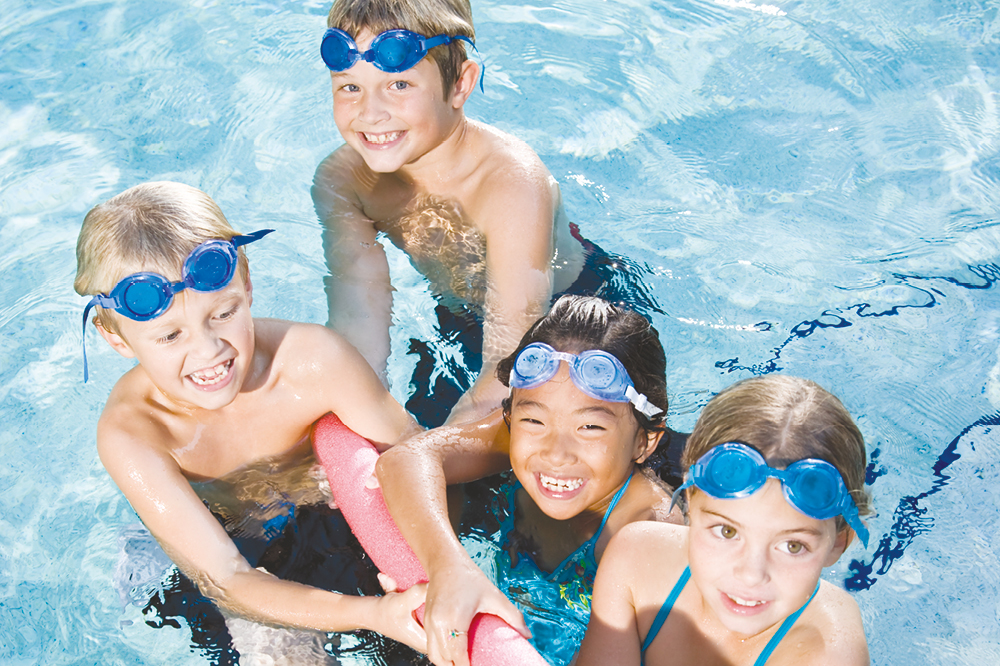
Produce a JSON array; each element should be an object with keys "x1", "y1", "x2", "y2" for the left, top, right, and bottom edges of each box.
[{"x1": 2, "y1": 0, "x2": 1000, "y2": 663}]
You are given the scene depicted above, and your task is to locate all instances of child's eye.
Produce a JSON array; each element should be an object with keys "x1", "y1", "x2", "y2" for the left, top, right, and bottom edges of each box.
[
  {"x1": 157, "y1": 331, "x2": 180, "y2": 344},
  {"x1": 711, "y1": 525, "x2": 738, "y2": 540},
  {"x1": 780, "y1": 541, "x2": 808, "y2": 555},
  {"x1": 338, "y1": 83, "x2": 360, "y2": 93},
  {"x1": 390, "y1": 80, "x2": 410, "y2": 90},
  {"x1": 217, "y1": 305, "x2": 239, "y2": 321},
  {"x1": 519, "y1": 417, "x2": 543, "y2": 426},
  {"x1": 580, "y1": 423, "x2": 606, "y2": 431}
]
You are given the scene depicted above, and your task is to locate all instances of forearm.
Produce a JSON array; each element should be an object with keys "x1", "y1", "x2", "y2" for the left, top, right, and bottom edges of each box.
[
  {"x1": 377, "y1": 440, "x2": 477, "y2": 577},
  {"x1": 323, "y1": 272, "x2": 393, "y2": 377},
  {"x1": 446, "y1": 363, "x2": 509, "y2": 425},
  {"x1": 207, "y1": 566, "x2": 386, "y2": 633}
]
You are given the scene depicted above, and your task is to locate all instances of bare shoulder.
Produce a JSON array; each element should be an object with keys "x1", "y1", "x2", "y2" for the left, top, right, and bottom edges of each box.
[
  {"x1": 258, "y1": 319, "x2": 362, "y2": 375},
  {"x1": 311, "y1": 144, "x2": 370, "y2": 218},
  {"x1": 773, "y1": 581, "x2": 869, "y2": 666},
  {"x1": 609, "y1": 520, "x2": 687, "y2": 563},
  {"x1": 96, "y1": 371, "x2": 176, "y2": 473}
]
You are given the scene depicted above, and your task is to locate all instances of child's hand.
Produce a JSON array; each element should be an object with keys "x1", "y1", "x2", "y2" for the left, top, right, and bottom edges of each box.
[
  {"x1": 374, "y1": 575, "x2": 428, "y2": 654},
  {"x1": 423, "y1": 560, "x2": 529, "y2": 666}
]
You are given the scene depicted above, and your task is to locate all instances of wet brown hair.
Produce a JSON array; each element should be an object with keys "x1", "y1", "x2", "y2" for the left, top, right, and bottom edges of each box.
[
  {"x1": 327, "y1": 0, "x2": 475, "y2": 96},
  {"x1": 682, "y1": 374, "x2": 872, "y2": 525}
]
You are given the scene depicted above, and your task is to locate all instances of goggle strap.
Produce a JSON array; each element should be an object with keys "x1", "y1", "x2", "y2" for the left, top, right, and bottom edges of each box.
[
  {"x1": 841, "y1": 502, "x2": 870, "y2": 549},
  {"x1": 231, "y1": 228, "x2": 275, "y2": 248},
  {"x1": 668, "y1": 477, "x2": 692, "y2": 515},
  {"x1": 625, "y1": 385, "x2": 663, "y2": 418},
  {"x1": 81, "y1": 300, "x2": 97, "y2": 383}
]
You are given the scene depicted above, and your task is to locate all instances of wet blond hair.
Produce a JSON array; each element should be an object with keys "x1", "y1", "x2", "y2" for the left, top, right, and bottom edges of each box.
[
  {"x1": 682, "y1": 375, "x2": 872, "y2": 526},
  {"x1": 74, "y1": 181, "x2": 248, "y2": 336},
  {"x1": 327, "y1": 0, "x2": 475, "y2": 95}
]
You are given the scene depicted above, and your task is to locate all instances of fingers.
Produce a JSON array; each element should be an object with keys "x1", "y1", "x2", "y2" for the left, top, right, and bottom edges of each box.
[
  {"x1": 365, "y1": 471, "x2": 380, "y2": 489},
  {"x1": 377, "y1": 573, "x2": 399, "y2": 594}
]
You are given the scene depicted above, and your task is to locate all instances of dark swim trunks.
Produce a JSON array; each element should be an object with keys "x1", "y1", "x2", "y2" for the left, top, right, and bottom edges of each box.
[
  {"x1": 140, "y1": 504, "x2": 427, "y2": 666},
  {"x1": 404, "y1": 226, "x2": 665, "y2": 428}
]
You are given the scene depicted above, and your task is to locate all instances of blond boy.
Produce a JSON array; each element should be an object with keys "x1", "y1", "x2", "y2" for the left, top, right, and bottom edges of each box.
[
  {"x1": 313, "y1": 0, "x2": 586, "y2": 426},
  {"x1": 76, "y1": 181, "x2": 426, "y2": 654}
]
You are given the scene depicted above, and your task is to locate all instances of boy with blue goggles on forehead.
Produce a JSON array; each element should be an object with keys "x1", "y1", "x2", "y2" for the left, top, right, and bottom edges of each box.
[
  {"x1": 313, "y1": 0, "x2": 588, "y2": 428},
  {"x1": 75, "y1": 181, "x2": 429, "y2": 659}
]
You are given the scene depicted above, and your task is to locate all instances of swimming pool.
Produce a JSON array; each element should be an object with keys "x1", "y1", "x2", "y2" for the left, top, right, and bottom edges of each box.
[{"x1": 2, "y1": 0, "x2": 998, "y2": 663}]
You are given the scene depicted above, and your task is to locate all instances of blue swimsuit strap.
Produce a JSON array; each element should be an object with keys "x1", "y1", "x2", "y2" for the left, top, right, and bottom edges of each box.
[
  {"x1": 641, "y1": 565, "x2": 690, "y2": 655},
  {"x1": 640, "y1": 571, "x2": 821, "y2": 666},
  {"x1": 548, "y1": 469, "x2": 635, "y2": 580},
  {"x1": 752, "y1": 581, "x2": 821, "y2": 666}
]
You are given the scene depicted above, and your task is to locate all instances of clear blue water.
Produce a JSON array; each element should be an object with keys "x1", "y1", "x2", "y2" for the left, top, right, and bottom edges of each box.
[{"x1": 2, "y1": 0, "x2": 1000, "y2": 663}]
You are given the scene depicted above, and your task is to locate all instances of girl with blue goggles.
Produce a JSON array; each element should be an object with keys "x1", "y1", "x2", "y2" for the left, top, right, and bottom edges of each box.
[
  {"x1": 81, "y1": 229, "x2": 273, "y2": 382},
  {"x1": 510, "y1": 342, "x2": 663, "y2": 419},
  {"x1": 575, "y1": 375, "x2": 872, "y2": 666},
  {"x1": 671, "y1": 442, "x2": 869, "y2": 547}
]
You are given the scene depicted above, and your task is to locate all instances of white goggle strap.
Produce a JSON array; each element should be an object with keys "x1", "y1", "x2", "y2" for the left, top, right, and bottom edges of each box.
[{"x1": 625, "y1": 385, "x2": 663, "y2": 419}]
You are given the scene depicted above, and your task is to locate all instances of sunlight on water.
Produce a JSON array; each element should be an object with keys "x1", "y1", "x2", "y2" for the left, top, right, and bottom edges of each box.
[{"x1": 1, "y1": 0, "x2": 999, "y2": 664}]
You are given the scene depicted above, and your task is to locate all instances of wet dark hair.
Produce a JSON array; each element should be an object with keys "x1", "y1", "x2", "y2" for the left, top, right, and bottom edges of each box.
[
  {"x1": 682, "y1": 374, "x2": 872, "y2": 526},
  {"x1": 497, "y1": 295, "x2": 668, "y2": 433}
]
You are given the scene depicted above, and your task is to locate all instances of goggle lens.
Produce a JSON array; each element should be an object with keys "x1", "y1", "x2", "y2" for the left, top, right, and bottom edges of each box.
[
  {"x1": 577, "y1": 354, "x2": 617, "y2": 390},
  {"x1": 186, "y1": 241, "x2": 237, "y2": 291},
  {"x1": 374, "y1": 34, "x2": 413, "y2": 69},
  {"x1": 123, "y1": 280, "x2": 165, "y2": 319}
]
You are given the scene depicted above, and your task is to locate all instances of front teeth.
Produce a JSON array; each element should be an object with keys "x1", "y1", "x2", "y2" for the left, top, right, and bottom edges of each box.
[
  {"x1": 189, "y1": 359, "x2": 232, "y2": 386},
  {"x1": 539, "y1": 473, "x2": 583, "y2": 493},
  {"x1": 729, "y1": 595, "x2": 765, "y2": 607},
  {"x1": 363, "y1": 131, "x2": 402, "y2": 144}
]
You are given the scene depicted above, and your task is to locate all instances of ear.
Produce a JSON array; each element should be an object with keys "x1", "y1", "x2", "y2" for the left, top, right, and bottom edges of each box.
[
  {"x1": 824, "y1": 526, "x2": 853, "y2": 566},
  {"x1": 95, "y1": 319, "x2": 136, "y2": 359},
  {"x1": 449, "y1": 59, "x2": 480, "y2": 110},
  {"x1": 633, "y1": 428, "x2": 664, "y2": 464}
]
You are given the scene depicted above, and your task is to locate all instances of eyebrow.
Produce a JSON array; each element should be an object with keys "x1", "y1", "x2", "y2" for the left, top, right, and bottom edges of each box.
[
  {"x1": 700, "y1": 508, "x2": 826, "y2": 538},
  {"x1": 513, "y1": 399, "x2": 618, "y2": 420}
]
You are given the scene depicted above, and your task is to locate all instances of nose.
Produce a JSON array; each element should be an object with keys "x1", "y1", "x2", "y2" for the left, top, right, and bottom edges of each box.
[
  {"x1": 537, "y1": 430, "x2": 578, "y2": 467},
  {"x1": 357, "y1": 89, "x2": 391, "y2": 125},
  {"x1": 192, "y1": 322, "x2": 226, "y2": 360},
  {"x1": 732, "y1": 543, "x2": 771, "y2": 588}
]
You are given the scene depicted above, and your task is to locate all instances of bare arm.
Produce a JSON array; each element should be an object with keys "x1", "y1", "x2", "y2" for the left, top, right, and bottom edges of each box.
[
  {"x1": 313, "y1": 150, "x2": 393, "y2": 382},
  {"x1": 446, "y1": 170, "x2": 556, "y2": 425},
  {"x1": 576, "y1": 525, "x2": 652, "y2": 666},
  {"x1": 97, "y1": 419, "x2": 426, "y2": 651},
  {"x1": 376, "y1": 410, "x2": 527, "y2": 666}
]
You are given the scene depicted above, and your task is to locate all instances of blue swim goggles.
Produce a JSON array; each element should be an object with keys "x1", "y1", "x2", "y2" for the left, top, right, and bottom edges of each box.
[
  {"x1": 510, "y1": 342, "x2": 663, "y2": 419},
  {"x1": 671, "y1": 442, "x2": 869, "y2": 547},
  {"x1": 321, "y1": 28, "x2": 484, "y2": 90},
  {"x1": 81, "y1": 229, "x2": 273, "y2": 382}
]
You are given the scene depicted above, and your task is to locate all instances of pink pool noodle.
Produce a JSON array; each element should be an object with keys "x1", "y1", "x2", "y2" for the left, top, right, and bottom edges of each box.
[{"x1": 313, "y1": 413, "x2": 549, "y2": 666}]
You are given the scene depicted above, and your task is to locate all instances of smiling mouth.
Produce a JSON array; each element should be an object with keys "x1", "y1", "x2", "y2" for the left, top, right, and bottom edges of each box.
[
  {"x1": 538, "y1": 473, "x2": 584, "y2": 493},
  {"x1": 188, "y1": 359, "x2": 233, "y2": 386},
  {"x1": 727, "y1": 593, "x2": 767, "y2": 608},
  {"x1": 361, "y1": 130, "x2": 403, "y2": 145}
]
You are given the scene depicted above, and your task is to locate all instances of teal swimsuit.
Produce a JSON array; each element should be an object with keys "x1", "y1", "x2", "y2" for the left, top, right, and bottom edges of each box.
[
  {"x1": 491, "y1": 471, "x2": 634, "y2": 666},
  {"x1": 640, "y1": 566, "x2": 820, "y2": 666}
]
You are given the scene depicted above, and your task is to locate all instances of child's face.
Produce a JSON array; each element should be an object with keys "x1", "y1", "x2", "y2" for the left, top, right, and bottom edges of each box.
[
  {"x1": 98, "y1": 274, "x2": 255, "y2": 411},
  {"x1": 330, "y1": 30, "x2": 468, "y2": 173},
  {"x1": 686, "y1": 480, "x2": 848, "y2": 638},
  {"x1": 508, "y1": 363, "x2": 655, "y2": 521}
]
